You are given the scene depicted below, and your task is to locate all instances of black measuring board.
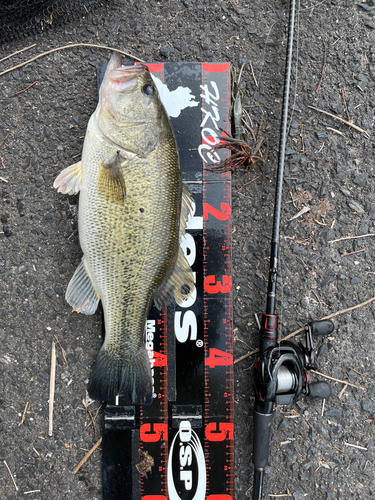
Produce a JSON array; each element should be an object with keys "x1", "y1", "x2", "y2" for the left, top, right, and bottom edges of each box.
[{"x1": 97, "y1": 61, "x2": 233, "y2": 500}]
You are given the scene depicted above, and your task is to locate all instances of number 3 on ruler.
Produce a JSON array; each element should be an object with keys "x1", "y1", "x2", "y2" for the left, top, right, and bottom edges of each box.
[
  {"x1": 203, "y1": 202, "x2": 231, "y2": 220},
  {"x1": 204, "y1": 275, "x2": 232, "y2": 294}
]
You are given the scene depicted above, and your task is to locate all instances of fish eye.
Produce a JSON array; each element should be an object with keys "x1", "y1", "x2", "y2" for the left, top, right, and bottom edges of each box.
[{"x1": 142, "y1": 84, "x2": 156, "y2": 96}]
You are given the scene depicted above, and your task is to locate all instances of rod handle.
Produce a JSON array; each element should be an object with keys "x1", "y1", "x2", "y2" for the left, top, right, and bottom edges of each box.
[{"x1": 252, "y1": 404, "x2": 273, "y2": 468}]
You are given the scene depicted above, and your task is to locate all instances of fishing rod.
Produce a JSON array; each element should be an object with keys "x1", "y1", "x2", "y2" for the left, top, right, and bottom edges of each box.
[{"x1": 250, "y1": 1, "x2": 334, "y2": 498}]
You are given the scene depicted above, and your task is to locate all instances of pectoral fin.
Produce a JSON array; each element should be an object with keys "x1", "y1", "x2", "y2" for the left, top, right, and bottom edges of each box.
[
  {"x1": 180, "y1": 184, "x2": 194, "y2": 236},
  {"x1": 53, "y1": 161, "x2": 83, "y2": 195},
  {"x1": 154, "y1": 246, "x2": 195, "y2": 309},
  {"x1": 98, "y1": 151, "x2": 127, "y2": 202},
  {"x1": 154, "y1": 184, "x2": 195, "y2": 309},
  {"x1": 66, "y1": 259, "x2": 100, "y2": 315}
]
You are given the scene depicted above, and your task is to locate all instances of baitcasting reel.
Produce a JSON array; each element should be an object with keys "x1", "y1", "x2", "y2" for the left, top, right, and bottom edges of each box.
[
  {"x1": 251, "y1": 319, "x2": 334, "y2": 500},
  {"x1": 254, "y1": 319, "x2": 334, "y2": 406}
]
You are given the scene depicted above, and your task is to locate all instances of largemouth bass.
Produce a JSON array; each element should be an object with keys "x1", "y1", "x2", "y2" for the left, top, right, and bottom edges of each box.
[{"x1": 54, "y1": 53, "x2": 194, "y2": 404}]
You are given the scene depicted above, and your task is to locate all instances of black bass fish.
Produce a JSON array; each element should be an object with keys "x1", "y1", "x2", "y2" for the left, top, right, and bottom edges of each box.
[{"x1": 54, "y1": 53, "x2": 194, "y2": 404}]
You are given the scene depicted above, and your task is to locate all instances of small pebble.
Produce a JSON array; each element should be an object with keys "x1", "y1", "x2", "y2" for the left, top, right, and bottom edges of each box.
[{"x1": 362, "y1": 401, "x2": 372, "y2": 413}]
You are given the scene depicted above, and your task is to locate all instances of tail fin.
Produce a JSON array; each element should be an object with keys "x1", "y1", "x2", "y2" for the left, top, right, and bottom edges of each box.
[{"x1": 88, "y1": 345, "x2": 152, "y2": 405}]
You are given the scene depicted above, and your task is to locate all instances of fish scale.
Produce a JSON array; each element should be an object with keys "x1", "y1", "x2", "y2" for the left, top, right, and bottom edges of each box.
[
  {"x1": 54, "y1": 53, "x2": 194, "y2": 404},
  {"x1": 80, "y1": 136, "x2": 181, "y2": 343}
]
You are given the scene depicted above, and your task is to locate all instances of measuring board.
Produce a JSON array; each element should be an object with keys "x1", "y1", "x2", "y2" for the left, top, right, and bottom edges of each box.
[{"x1": 96, "y1": 61, "x2": 233, "y2": 500}]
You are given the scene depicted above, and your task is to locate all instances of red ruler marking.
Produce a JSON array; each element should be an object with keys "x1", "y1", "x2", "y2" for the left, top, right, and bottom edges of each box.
[{"x1": 202, "y1": 63, "x2": 234, "y2": 500}]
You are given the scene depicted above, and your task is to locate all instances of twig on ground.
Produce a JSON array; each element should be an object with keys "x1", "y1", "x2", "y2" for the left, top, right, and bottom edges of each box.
[
  {"x1": 229, "y1": 0, "x2": 240, "y2": 15},
  {"x1": 311, "y1": 290, "x2": 324, "y2": 305},
  {"x1": 338, "y1": 385, "x2": 347, "y2": 399},
  {"x1": 348, "y1": 366, "x2": 363, "y2": 376},
  {"x1": 340, "y1": 89, "x2": 350, "y2": 122},
  {"x1": 3, "y1": 460, "x2": 18, "y2": 491},
  {"x1": 0, "y1": 132, "x2": 11, "y2": 148},
  {"x1": 326, "y1": 126, "x2": 345, "y2": 136},
  {"x1": 236, "y1": 191, "x2": 252, "y2": 199},
  {"x1": 344, "y1": 442, "x2": 367, "y2": 451},
  {"x1": 249, "y1": 59, "x2": 258, "y2": 87},
  {"x1": 234, "y1": 350, "x2": 257, "y2": 365},
  {"x1": 282, "y1": 295, "x2": 375, "y2": 341},
  {"x1": 254, "y1": 313, "x2": 261, "y2": 329},
  {"x1": 84, "y1": 405, "x2": 102, "y2": 436},
  {"x1": 299, "y1": 259, "x2": 309, "y2": 272},
  {"x1": 13, "y1": 81, "x2": 37, "y2": 96},
  {"x1": 311, "y1": 370, "x2": 365, "y2": 391},
  {"x1": 0, "y1": 43, "x2": 144, "y2": 77},
  {"x1": 54, "y1": 334, "x2": 68, "y2": 365},
  {"x1": 48, "y1": 341, "x2": 56, "y2": 437},
  {"x1": 73, "y1": 437, "x2": 102, "y2": 474},
  {"x1": 234, "y1": 295, "x2": 375, "y2": 364},
  {"x1": 300, "y1": 124, "x2": 306, "y2": 153},
  {"x1": 0, "y1": 43, "x2": 36, "y2": 63},
  {"x1": 0, "y1": 176, "x2": 8, "y2": 182},
  {"x1": 316, "y1": 36, "x2": 327, "y2": 92},
  {"x1": 289, "y1": 205, "x2": 310, "y2": 221},
  {"x1": 268, "y1": 491, "x2": 292, "y2": 498},
  {"x1": 88, "y1": 409, "x2": 97, "y2": 441},
  {"x1": 341, "y1": 248, "x2": 366, "y2": 257},
  {"x1": 235, "y1": 175, "x2": 260, "y2": 192},
  {"x1": 18, "y1": 401, "x2": 29, "y2": 427},
  {"x1": 289, "y1": 191, "x2": 297, "y2": 208},
  {"x1": 328, "y1": 233, "x2": 375, "y2": 243},
  {"x1": 308, "y1": 105, "x2": 370, "y2": 139}
]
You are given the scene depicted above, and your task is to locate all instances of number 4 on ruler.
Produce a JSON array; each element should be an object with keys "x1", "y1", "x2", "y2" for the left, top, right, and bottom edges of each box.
[{"x1": 205, "y1": 348, "x2": 233, "y2": 368}]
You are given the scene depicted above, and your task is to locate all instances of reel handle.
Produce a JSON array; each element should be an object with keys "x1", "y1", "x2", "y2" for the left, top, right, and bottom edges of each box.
[
  {"x1": 308, "y1": 381, "x2": 331, "y2": 399},
  {"x1": 309, "y1": 319, "x2": 334, "y2": 336}
]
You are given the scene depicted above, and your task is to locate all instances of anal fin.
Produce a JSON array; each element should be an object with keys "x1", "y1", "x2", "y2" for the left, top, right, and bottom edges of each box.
[
  {"x1": 53, "y1": 161, "x2": 83, "y2": 195},
  {"x1": 66, "y1": 259, "x2": 100, "y2": 314}
]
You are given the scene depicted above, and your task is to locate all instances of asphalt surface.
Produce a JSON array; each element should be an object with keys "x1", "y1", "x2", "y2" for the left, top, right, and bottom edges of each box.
[{"x1": 0, "y1": 1, "x2": 375, "y2": 499}]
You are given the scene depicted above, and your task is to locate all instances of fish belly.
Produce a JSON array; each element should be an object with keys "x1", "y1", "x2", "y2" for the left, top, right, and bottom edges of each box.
[{"x1": 80, "y1": 129, "x2": 181, "y2": 403}]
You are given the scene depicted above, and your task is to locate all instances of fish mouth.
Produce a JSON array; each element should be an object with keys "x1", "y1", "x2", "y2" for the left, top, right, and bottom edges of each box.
[
  {"x1": 110, "y1": 64, "x2": 149, "y2": 77},
  {"x1": 108, "y1": 65, "x2": 149, "y2": 92},
  {"x1": 100, "y1": 52, "x2": 149, "y2": 97}
]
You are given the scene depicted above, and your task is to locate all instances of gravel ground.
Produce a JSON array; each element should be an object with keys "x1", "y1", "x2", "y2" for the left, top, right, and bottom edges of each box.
[{"x1": 0, "y1": 1, "x2": 375, "y2": 499}]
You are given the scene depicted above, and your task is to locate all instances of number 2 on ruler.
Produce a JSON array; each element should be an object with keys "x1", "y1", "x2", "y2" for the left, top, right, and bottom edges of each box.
[{"x1": 203, "y1": 202, "x2": 231, "y2": 220}]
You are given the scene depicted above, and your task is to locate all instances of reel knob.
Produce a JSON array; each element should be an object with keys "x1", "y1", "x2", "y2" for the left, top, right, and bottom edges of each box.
[
  {"x1": 307, "y1": 381, "x2": 331, "y2": 399},
  {"x1": 309, "y1": 320, "x2": 334, "y2": 336}
]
